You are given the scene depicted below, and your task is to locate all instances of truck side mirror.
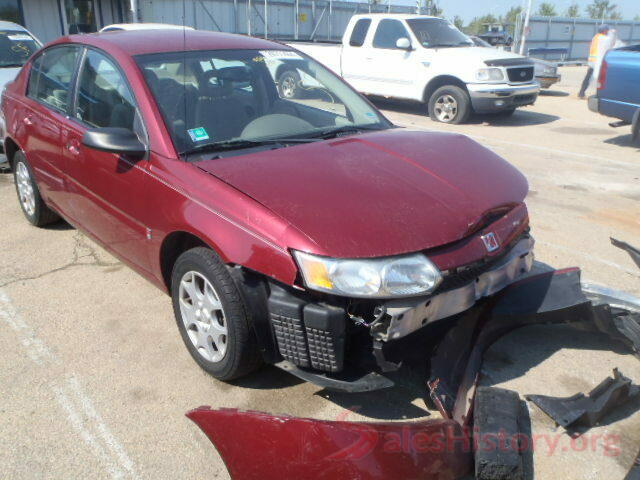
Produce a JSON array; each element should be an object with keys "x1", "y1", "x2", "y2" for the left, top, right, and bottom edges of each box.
[{"x1": 396, "y1": 37, "x2": 412, "y2": 50}]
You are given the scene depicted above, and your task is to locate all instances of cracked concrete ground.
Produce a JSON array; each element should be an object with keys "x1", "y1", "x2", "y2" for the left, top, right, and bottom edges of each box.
[{"x1": 0, "y1": 66, "x2": 638, "y2": 479}]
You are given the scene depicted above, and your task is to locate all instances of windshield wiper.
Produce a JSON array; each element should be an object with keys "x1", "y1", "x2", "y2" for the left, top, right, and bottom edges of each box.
[
  {"x1": 181, "y1": 137, "x2": 320, "y2": 157},
  {"x1": 313, "y1": 125, "x2": 384, "y2": 140}
]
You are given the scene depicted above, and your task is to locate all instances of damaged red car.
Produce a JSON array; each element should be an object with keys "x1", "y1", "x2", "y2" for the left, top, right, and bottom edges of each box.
[{"x1": 2, "y1": 29, "x2": 533, "y2": 388}]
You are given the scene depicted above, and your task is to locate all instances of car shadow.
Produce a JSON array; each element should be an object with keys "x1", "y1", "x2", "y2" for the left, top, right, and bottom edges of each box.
[
  {"x1": 604, "y1": 133, "x2": 640, "y2": 150},
  {"x1": 539, "y1": 90, "x2": 570, "y2": 97},
  {"x1": 368, "y1": 97, "x2": 560, "y2": 127},
  {"x1": 471, "y1": 110, "x2": 560, "y2": 127}
]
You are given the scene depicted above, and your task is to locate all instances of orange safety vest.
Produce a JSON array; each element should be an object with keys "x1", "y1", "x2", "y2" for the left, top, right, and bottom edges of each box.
[{"x1": 589, "y1": 33, "x2": 607, "y2": 63}]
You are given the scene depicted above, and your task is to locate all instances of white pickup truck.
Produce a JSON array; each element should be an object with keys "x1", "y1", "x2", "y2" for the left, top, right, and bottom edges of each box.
[{"x1": 278, "y1": 14, "x2": 540, "y2": 124}]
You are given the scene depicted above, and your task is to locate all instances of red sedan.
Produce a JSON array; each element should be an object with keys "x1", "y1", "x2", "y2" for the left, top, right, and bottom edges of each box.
[{"x1": 2, "y1": 29, "x2": 533, "y2": 388}]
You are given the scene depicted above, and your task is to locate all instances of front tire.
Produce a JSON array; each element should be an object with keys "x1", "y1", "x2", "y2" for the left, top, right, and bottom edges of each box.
[
  {"x1": 171, "y1": 247, "x2": 262, "y2": 381},
  {"x1": 428, "y1": 85, "x2": 471, "y2": 124},
  {"x1": 13, "y1": 151, "x2": 59, "y2": 227}
]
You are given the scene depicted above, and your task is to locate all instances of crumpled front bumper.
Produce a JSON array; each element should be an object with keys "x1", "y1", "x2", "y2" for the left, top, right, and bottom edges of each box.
[
  {"x1": 381, "y1": 237, "x2": 534, "y2": 342},
  {"x1": 467, "y1": 82, "x2": 540, "y2": 112}
]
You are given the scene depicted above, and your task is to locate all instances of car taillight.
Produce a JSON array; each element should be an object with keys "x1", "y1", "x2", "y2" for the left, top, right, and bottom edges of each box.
[{"x1": 597, "y1": 60, "x2": 608, "y2": 91}]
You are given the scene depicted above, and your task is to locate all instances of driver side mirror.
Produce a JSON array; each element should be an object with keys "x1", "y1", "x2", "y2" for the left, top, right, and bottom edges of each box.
[
  {"x1": 82, "y1": 128, "x2": 147, "y2": 158},
  {"x1": 396, "y1": 37, "x2": 412, "y2": 50}
]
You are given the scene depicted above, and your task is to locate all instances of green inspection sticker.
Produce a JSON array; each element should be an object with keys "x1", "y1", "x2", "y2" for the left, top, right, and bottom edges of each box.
[{"x1": 188, "y1": 127, "x2": 210, "y2": 142}]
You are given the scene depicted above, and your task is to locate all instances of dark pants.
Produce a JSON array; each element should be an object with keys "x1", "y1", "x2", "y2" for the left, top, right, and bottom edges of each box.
[{"x1": 579, "y1": 67, "x2": 594, "y2": 97}]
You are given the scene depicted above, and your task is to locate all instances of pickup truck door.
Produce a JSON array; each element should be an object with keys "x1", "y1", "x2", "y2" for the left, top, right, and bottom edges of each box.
[
  {"x1": 63, "y1": 48, "x2": 151, "y2": 271},
  {"x1": 342, "y1": 18, "x2": 426, "y2": 100}
]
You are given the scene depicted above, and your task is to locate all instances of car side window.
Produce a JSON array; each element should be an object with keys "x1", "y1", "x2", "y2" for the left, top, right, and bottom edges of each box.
[
  {"x1": 372, "y1": 19, "x2": 410, "y2": 50},
  {"x1": 27, "y1": 46, "x2": 80, "y2": 112},
  {"x1": 75, "y1": 49, "x2": 138, "y2": 132},
  {"x1": 349, "y1": 19, "x2": 371, "y2": 47}
]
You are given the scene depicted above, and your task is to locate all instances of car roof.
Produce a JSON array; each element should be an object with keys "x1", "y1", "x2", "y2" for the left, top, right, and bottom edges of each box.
[
  {"x1": 0, "y1": 20, "x2": 29, "y2": 31},
  {"x1": 100, "y1": 23, "x2": 195, "y2": 31},
  {"x1": 352, "y1": 13, "x2": 440, "y2": 20},
  {"x1": 54, "y1": 29, "x2": 288, "y2": 56}
]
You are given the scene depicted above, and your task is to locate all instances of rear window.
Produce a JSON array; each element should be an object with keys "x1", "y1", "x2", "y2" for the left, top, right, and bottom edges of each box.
[
  {"x1": 349, "y1": 19, "x2": 371, "y2": 47},
  {"x1": 27, "y1": 46, "x2": 80, "y2": 112}
]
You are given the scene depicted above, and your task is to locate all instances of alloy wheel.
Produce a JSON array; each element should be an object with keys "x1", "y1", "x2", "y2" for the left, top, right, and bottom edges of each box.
[
  {"x1": 178, "y1": 271, "x2": 228, "y2": 363},
  {"x1": 16, "y1": 162, "x2": 35, "y2": 217},
  {"x1": 434, "y1": 94, "x2": 458, "y2": 123}
]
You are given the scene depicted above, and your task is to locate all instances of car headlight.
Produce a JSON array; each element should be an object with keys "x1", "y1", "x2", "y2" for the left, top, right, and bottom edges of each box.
[
  {"x1": 476, "y1": 68, "x2": 505, "y2": 82},
  {"x1": 293, "y1": 251, "x2": 442, "y2": 298},
  {"x1": 543, "y1": 66, "x2": 556, "y2": 75}
]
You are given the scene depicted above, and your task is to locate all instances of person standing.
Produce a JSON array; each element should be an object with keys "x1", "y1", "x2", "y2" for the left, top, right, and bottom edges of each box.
[{"x1": 579, "y1": 24, "x2": 610, "y2": 99}]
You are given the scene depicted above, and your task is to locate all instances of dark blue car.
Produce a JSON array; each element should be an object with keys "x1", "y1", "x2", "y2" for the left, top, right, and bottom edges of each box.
[{"x1": 589, "y1": 45, "x2": 640, "y2": 145}]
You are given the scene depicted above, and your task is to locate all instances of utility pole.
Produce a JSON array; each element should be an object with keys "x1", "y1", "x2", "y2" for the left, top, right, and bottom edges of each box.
[
  {"x1": 129, "y1": 0, "x2": 139, "y2": 22},
  {"x1": 519, "y1": 0, "x2": 532, "y2": 55}
]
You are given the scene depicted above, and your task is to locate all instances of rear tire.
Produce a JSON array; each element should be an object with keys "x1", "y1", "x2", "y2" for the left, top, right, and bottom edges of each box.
[
  {"x1": 277, "y1": 70, "x2": 302, "y2": 99},
  {"x1": 13, "y1": 151, "x2": 59, "y2": 227},
  {"x1": 171, "y1": 247, "x2": 262, "y2": 381},
  {"x1": 428, "y1": 85, "x2": 471, "y2": 124}
]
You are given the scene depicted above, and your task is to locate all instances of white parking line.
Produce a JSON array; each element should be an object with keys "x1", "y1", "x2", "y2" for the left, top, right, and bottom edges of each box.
[{"x1": 0, "y1": 289, "x2": 140, "y2": 480}]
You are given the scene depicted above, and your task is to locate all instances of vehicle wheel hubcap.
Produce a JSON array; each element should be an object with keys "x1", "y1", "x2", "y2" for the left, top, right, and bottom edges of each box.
[
  {"x1": 434, "y1": 94, "x2": 458, "y2": 122},
  {"x1": 179, "y1": 271, "x2": 228, "y2": 363},
  {"x1": 281, "y1": 76, "x2": 296, "y2": 98},
  {"x1": 16, "y1": 162, "x2": 35, "y2": 217}
]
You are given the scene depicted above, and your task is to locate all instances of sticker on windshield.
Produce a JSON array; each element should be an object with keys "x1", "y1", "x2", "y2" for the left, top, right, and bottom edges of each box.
[
  {"x1": 188, "y1": 127, "x2": 210, "y2": 142},
  {"x1": 8, "y1": 34, "x2": 32, "y2": 41},
  {"x1": 260, "y1": 50, "x2": 303, "y2": 59}
]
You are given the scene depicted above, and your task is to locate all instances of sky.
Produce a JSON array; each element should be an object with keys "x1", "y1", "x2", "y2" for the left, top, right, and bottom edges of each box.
[{"x1": 394, "y1": 0, "x2": 640, "y2": 23}]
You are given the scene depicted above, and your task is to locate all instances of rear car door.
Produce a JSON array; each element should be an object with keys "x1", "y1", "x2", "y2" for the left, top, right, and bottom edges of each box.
[
  {"x1": 340, "y1": 18, "x2": 378, "y2": 94},
  {"x1": 22, "y1": 45, "x2": 81, "y2": 212},
  {"x1": 63, "y1": 48, "x2": 151, "y2": 271}
]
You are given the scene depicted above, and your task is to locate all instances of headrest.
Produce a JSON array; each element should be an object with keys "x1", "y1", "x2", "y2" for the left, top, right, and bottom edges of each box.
[{"x1": 216, "y1": 66, "x2": 251, "y2": 82}]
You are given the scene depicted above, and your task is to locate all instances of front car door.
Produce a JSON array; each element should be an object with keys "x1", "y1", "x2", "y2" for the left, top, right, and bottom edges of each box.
[
  {"x1": 63, "y1": 47, "x2": 151, "y2": 271},
  {"x1": 21, "y1": 45, "x2": 81, "y2": 212},
  {"x1": 363, "y1": 18, "x2": 424, "y2": 98}
]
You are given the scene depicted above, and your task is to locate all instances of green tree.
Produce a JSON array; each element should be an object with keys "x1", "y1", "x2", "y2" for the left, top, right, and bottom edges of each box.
[
  {"x1": 503, "y1": 6, "x2": 523, "y2": 36},
  {"x1": 565, "y1": 4, "x2": 580, "y2": 17},
  {"x1": 635, "y1": 15, "x2": 640, "y2": 21},
  {"x1": 466, "y1": 14, "x2": 498, "y2": 35},
  {"x1": 537, "y1": 2, "x2": 558, "y2": 16},
  {"x1": 452, "y1": 15, "x2": 464, "y2": 30},
  {"x1": 586, "y1": 0, "x2": 621, "y2": 20}
]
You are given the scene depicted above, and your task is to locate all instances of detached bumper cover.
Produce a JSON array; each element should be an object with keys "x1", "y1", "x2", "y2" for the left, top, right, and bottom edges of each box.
[
  {"x1": 467, "y1": 82, "x2": 540, "y2": 112},
  {"x1": 536, "y1": 74, "x2": 561, "y2": 89}
]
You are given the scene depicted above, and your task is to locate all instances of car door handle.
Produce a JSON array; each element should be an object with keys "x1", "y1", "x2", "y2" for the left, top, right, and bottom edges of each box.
[
  {"x1": 66, "y1": 143, "x2": 80, "y2": 156},
  {"x1": 22, "y1": 116, "x2": 33, "y2": 126}
]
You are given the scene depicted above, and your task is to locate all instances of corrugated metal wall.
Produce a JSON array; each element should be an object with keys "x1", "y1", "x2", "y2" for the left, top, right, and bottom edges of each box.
[
  {"x1": 525, "y1": 16, "x2": 640, "y2": 61},
  {"x1": 22, "y1": 0, "x2": 124, "y2": 43},
  {"x1": 140, "y1": 0, "x2": 414, "y2": 41}
]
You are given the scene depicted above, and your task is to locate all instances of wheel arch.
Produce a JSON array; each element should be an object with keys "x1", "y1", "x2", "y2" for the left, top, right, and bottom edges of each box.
[
  {"x1": 423, "y1": 75, "x2": 469, "y2": 105},
  {"x1": 4, "y1": 136, "x2": 21, "y2": 169},
  {"x1": 159, "y1": 230, "x2": 217, "y2": 292}
]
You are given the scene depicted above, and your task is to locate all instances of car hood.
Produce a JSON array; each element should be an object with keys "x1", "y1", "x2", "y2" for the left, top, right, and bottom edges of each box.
[
  {"x1": 196, "y1": 129, "x2": 528, "y2": 258},
  {"x1": 434, "y1": 46, "x2": 525, "y2": 62}
]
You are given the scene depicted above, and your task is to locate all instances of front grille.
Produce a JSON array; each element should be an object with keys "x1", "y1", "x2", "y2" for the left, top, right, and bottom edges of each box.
[
  {"x1": 435, "y1": 234, "x2": 529, "y2": 294},
  {"x1": 507, "y1": 66, "x2": 534, "y2": 82}
]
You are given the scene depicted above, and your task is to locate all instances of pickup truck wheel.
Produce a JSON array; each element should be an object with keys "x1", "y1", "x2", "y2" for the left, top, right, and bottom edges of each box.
[
  {"x1": 13, "y1": 151, "x2": 59, "y2": 227},
  {"x1": 171, "y1": 247, "x2": 262, "y2": 381},
  {"x1": 278, "y1": 70, "x2": 301, "y2": 99},
  {"x1": 428, "y1": 86, "x2": 471, "y2": 124}
]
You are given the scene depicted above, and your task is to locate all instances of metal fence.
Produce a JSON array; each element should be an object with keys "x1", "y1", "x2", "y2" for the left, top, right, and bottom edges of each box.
[
  {"x1": 140, "y1": 0, "x2": 414, "y2": 41},
  {"x1": 520, "y1": 16, "x2": 640, "y2": 61}
]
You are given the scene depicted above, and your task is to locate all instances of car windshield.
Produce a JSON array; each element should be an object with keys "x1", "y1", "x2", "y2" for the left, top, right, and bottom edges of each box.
[
  {"x1": 0, "y1": 30, "x2": 40, "y2": 68},
  {"x1": 406, "y1": 18, "x2": 473, "y2": 48},
  {"x1": 135, "y1": 48, "x2": 390, "y2": 155}
]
